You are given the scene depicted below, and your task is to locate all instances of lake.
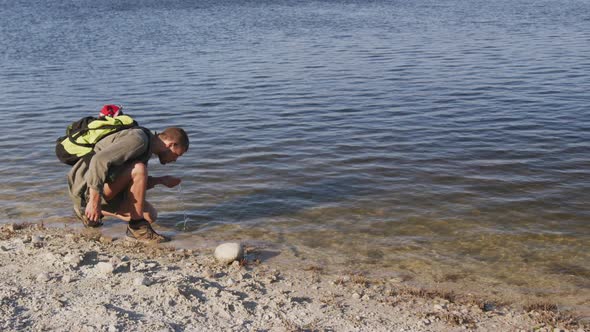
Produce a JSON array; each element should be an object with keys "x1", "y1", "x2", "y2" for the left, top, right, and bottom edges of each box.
[{"x1": 1, "y1": 0, "x2": 588, "y2": 313}]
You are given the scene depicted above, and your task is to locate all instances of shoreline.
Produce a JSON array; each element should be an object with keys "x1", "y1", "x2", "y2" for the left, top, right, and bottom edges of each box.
[{"x1": 0, "y1": 223, "x2": 586, "y2": 331}]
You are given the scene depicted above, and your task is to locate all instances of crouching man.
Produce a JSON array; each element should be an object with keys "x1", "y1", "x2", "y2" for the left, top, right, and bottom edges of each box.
[{"x1": 68, "y1": 126, "x2": 189, "y2": 243}]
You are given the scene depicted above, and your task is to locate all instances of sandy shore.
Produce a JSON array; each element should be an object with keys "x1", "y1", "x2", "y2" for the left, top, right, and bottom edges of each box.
[{"x1": 0, "y1": 223, "x2": 585, "y2": 332}]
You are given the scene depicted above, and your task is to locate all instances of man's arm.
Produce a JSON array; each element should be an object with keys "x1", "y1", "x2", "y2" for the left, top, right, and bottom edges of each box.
[{"x1": 147, "y1": 175, "x2": 181, "y2": 190}]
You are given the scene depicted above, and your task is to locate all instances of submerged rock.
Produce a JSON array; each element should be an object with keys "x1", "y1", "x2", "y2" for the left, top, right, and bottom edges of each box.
[{"x1": 214, "y1": 243, "x2": 244, "y2": 264}]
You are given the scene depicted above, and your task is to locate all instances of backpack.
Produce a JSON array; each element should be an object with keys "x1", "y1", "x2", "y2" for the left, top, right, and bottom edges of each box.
[{"x1": 55, "y1": 114, "x2": 138, "y2": 165}]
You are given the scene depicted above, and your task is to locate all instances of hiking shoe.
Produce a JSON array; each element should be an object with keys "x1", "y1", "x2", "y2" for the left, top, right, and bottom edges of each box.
[
  {"x1": 74, "y1": 206, "x2": 103, "y2": 228},
  {"x1": 125, "y1": 219, "x2": 169, "y2": 243}
]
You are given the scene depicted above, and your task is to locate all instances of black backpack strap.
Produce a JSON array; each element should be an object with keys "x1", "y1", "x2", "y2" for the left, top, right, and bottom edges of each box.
[
  {"x1": 139, "y1": 127, "x2": 153, "y2": 156},
  {"x1": 67, "y1": 116, "x2": 96, "y2": 148}
]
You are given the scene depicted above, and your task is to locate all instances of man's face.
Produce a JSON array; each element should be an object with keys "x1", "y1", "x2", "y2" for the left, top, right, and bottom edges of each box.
[{"x1": 158, "y1": 141, "x2": 185, "y2": 165}]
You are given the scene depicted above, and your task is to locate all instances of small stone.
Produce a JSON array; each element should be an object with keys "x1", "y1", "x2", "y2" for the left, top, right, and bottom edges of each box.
[
  {"x1": 31, "y1": 235, "x2": 43, "y2": 244},
  {"x1": 6, "y1": 224, "x2": 16, "y2": 232},
  {"x1": 434, "y1": 304, "x2": 447, "y2": 311},
  {"x1": 37, "y1": 272, "x2": 50, "y2": 282},
  {"x1": 352, "y1": 292, "x2": 361, "y2": 300},
  {"x1": 108, "y1": 325, "x2": 118, "y2": 332},
  {"x1": 62, "y1": 275, "x2": 72, "y2": 283},
  {"x1": 233, "y1": 272, "x2": 244, "y2": 281},
  {"x1": 114, "y1": 261, "x2": 130, "y2": 274},
  {"x1": 226, "y1": 278, "x2": 235, "y2": 287},
  {"x1": 134, "y1": 276, "x2": 151, "y2": 286},
  {"x1": 99, "y1": 236, "x2": 113, "y2": 244},
  {"x1": 109, "y1": 256, "x2": 122, "y2": 265},
  {"x1": 422, "y1": 319, "x2": 431, "y2": 326},
  {"x1": 265, "y1": 271, "x2": 280, "y2": 284},
  {"x1": 64, "y1": 254, "x2": 83, "y2": 268},
  {"x1": 96, "y1": 262, "x2": 115, "y2": 274},
  {"x1": 131, "y1": 263, "x2": 143, "y2": 272},
  {"x1": 146, "y1": 262, "x2": 157, "y2": 269},
  {"x1": 203, "y1": 269, "x2": 214, "y2": 278},
  {"x1": 43, "y1": 252, "x2": 57, "y2": 264},
  {"x1": 214, "y1": 242, "x2": 244, "y2": 264}
]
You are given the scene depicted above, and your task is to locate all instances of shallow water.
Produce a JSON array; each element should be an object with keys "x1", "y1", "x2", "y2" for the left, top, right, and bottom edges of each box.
[{"x1": 1, "y1": 0, "x2": 589, "y2": 312}]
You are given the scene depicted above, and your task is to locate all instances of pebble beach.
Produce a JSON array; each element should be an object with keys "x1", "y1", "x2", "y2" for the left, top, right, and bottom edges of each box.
[{"x1": 0, "y1": 223, "x2": 586, "y2": 332}]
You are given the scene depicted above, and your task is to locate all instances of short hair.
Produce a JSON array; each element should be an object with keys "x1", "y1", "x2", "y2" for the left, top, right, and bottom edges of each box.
[{"x1": 160, "y1": 127, "x2": 189, "y2": 151}]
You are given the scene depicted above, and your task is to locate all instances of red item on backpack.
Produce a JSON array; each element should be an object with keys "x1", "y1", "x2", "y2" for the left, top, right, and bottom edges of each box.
[{"x1": 99, "y1": 104, "x2": 123, "y2": 118}]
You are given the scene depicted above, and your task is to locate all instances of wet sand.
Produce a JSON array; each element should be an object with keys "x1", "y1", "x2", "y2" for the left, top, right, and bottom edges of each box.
[{"x1": 0, "y1": 223, "x2": 585, "y2": 331}]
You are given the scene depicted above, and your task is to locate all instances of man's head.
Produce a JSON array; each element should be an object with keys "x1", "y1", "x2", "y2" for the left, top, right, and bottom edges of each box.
[{"x1": 156, "y1": 127, "x2": 189, "y2": 164}]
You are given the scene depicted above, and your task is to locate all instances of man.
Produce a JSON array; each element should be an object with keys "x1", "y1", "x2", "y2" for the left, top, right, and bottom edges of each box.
[{"x1": 68, "y1": 125, "x2": 189, "y2": 243}]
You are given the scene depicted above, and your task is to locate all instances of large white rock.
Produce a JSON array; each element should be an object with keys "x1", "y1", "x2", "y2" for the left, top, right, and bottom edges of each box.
[{"x1": 214, "y1": 242, "x2": 244, "y2": 264}]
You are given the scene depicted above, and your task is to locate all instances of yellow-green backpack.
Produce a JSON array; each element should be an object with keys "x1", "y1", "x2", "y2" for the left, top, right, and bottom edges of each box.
[{"x1": 55, "y1": 114, "x2": 138, "y2": 165}]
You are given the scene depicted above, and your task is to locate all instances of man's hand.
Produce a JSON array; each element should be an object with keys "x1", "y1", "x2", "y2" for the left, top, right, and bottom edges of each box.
[
  {"x1": 85, "y1": 188, "x2": 102, "y2": 222},
  {"x1": 148, "y1": 176, "x2": 181, "y2": 189},
  {"x1": 159, "y1": 175, "x2": 181, "y2": 188}
]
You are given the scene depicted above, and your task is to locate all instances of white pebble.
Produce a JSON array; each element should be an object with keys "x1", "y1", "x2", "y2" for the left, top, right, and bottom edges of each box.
[
  {"x1": 64, "y1": 254, "x2": 83, "y2": 267},
  {"x1": 214, "y1": 242, "x2": 244, "y2": 264},
  {"x1": 96, "y1": 262, "x2": 114, "y2": 274},
  {"x1": 134, "y1": 276, "x2": 151, "y2": 286},
  {"x1": 434, "y1": 304, "x2": 447, "y2": 311},
  {"x1": 36, "y1": 272, "x2": 50, "y2": 283}
]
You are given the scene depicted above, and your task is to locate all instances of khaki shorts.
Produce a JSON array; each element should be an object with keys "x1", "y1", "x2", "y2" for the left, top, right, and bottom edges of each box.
[{"x1": 83, "y1": 163, "x2": 128, "y2": 214}]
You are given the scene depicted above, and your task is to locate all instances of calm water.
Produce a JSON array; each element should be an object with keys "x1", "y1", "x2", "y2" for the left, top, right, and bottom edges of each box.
[{"x1": 1, "y1": 0, "x2": 589, "y2": 312}]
